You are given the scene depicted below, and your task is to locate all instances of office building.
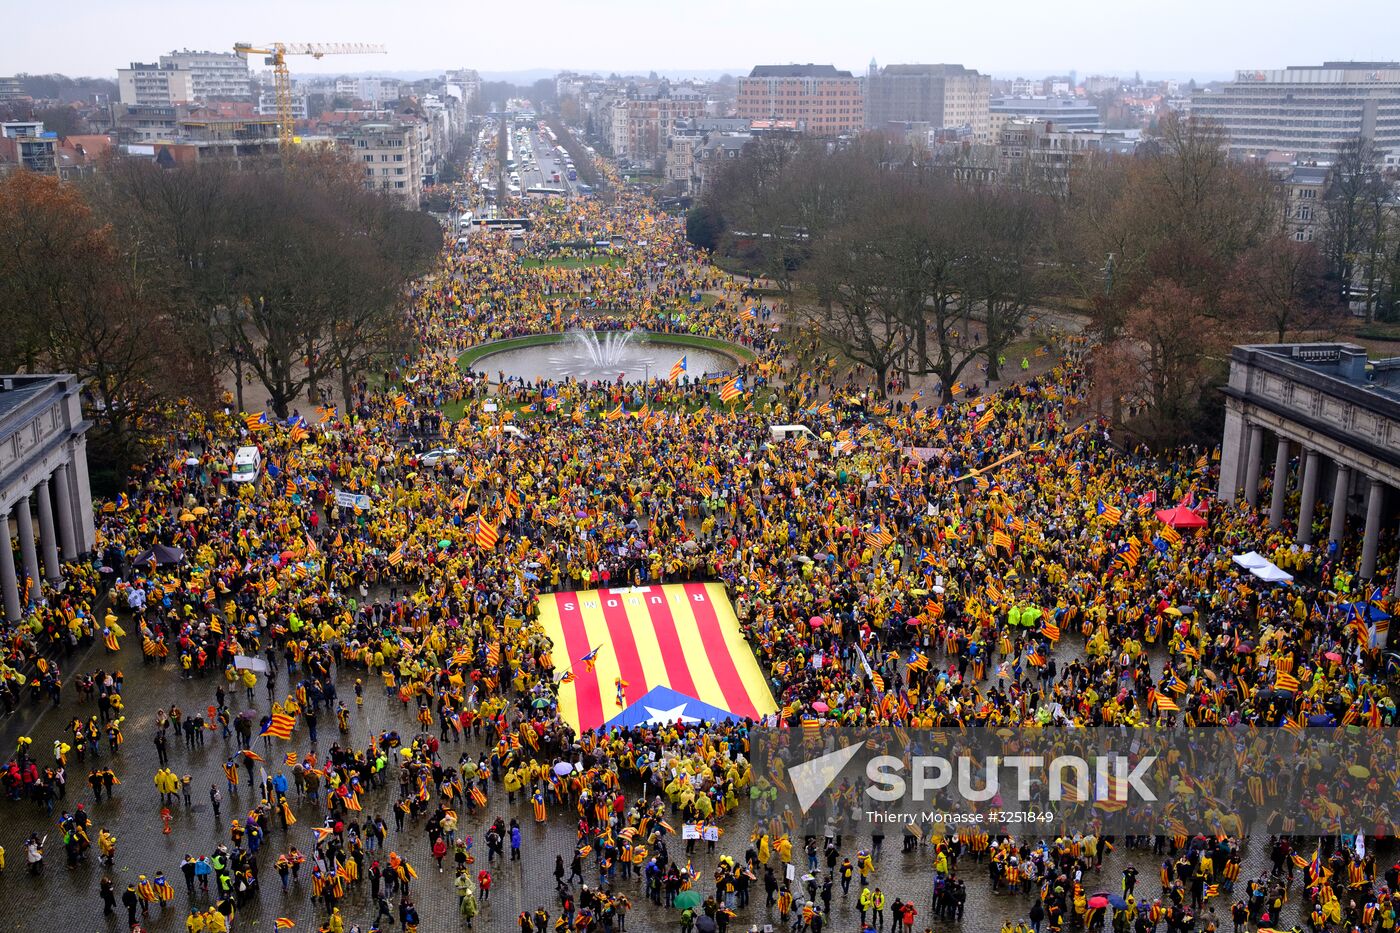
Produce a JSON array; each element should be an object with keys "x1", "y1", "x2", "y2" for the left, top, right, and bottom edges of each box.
[
  {"x1": 989, "y1": 97, "x2": 1101, "y2": 137},
  {"x1": 737, "y1": 65, "x2": 863, "y2": 137},
  {"x1": 865, "y1": 63, "x2": 991, "y2": 142},
  {"x1": 1191, "y1": 62, "x2": 1400, "y2": 164}
]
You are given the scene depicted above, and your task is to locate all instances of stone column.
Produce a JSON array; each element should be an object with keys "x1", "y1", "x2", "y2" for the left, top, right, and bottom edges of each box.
[
  {"x1": 15, "y1": 497, "x2": 39, "y2": 605},
  {"x1": 1328, "y1": 464, "x2": 1352, "y2": 545},
  {"x1": 0, "y1": 513, "x2": 18, "y2": 622},
  {"x1": 1269, "y1": 438, "x2": 1290, "y2": 529},
  {"x1": 1361, "y1": 478, "x2": 1385, "y2": 579},
  {"x1": 69, "y1": 436, "x2": 96, "y2": 553},
  {"x1": 35, "y1": 479, "x2": 60, "y2": 582},
  {"x1": 52, "y1": 463, "x2": 77, "y2": 560},
  {"x1": 1244, "y1": 424, "x2": 1264, "y2": 507},
  {"x1": 1296, "y1": 449, "x2": 1320, "y2": 545},
  {"x1": 1216, "y1": 405, "x2": 1247, "y2": 502}
]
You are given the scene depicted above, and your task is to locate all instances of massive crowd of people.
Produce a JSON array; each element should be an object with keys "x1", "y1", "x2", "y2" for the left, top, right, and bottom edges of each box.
[{"x1": 0, "y1": 138, "x2": 1395, "y2": 933}]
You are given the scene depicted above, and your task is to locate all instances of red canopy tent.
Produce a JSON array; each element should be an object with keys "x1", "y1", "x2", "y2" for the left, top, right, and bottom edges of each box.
[{"x1": 1155, "y1": 506, "x2": 1208, "y2": 529}]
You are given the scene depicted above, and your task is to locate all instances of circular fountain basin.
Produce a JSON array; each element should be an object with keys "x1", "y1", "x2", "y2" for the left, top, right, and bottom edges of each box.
[{"x1": 466, "y1": 330, "x2": 742, "y2": 383}]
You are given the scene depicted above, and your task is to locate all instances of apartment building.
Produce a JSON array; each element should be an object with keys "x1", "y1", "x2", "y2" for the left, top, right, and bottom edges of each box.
[
  {"x1": 0, "y1": 122, "x2": 58, "y2": 175},
  {"x1": 865, "y1": 63, "x2": 991, "y2": 142},
  {"x1": 158, "y1": 51, "x2": 252, "y2": 101},
  {"x1": 257, "y1": 93, "x2": 309, "y2": 120},
  {"x1": 609, "y1": 85, "x2": 706, "y2": 165},
  {"x1": 446, "y1": 69, "x2": 481, "y2": 108},
  {"x1": 339, "y1": 121, "x2": 424, "y2": 206},
  {"x1": 117, "y1": 63, "x2": 196, "y2": 106},
  {"x1": 1277, "y1": 163, "x2": 1329, "y2": 242},
  {"x1": 1191, "y1": 62, "x2": 1400, "y2": 165},
  {"x1": 665, "y1": 118, "x2": 754, "y2": 193},
  {"x1": 996, "y1": 119, "x2": 1138, "y2": 194},
  {"x1": 737, "y1": 65, "x2": 863, "y2": 137}
]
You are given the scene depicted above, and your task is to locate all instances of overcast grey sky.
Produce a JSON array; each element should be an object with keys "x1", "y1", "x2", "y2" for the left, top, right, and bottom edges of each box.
[{"x1": 5, "y1": 0, "x2": 1399, "y2": 80}]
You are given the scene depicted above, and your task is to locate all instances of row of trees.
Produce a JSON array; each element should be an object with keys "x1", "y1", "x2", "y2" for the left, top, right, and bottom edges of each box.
[
  {"x1": 0, "y1": 152, "x2": 441, "y2": 482},
  {"x1": 693, "y1": 136, "x2": 1067, "y2": 405},
  {"x1": 1321, "y1": 138, "x2": 1400, "y2": 321},
  {"x1": 692, "y1": 115, "x2": 1353, "y2": 443}
]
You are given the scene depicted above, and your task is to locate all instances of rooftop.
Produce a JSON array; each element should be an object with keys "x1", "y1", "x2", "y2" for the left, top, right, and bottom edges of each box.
[
  {"x1": 880, "y1": 64, "x2": 982, "y2": 78},
  {"x1": 747, "y1": 65, "x2": 853, "y2": 79},
  {"x1": 1248, "y1": 343, "x2": 1400, "y2": 405},
  {"x1": 1297, "y1": 61, "x2": 1400, "y2": 70},
  {"x1": 0, "y1": 375, "x2": 71, "y2": 421}
]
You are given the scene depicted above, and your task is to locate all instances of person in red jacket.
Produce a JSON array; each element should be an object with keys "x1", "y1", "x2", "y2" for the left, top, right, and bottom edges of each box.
[{"x1": 433, "y1": 836, "x2": 449, "y2": 872}]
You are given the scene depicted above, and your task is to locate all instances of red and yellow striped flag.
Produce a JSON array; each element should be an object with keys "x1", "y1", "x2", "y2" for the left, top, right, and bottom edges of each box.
[
  {"x1": 475, "y1": 516, "x2": 499, "y2": 549},
  {"x1": 536, "y1": 583, "x2": 777, "y2": 734}
]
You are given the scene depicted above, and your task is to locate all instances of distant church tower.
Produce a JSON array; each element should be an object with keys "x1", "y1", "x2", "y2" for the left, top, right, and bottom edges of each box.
[{"x1": 868, "y1": 57, "x2": 879, "y2": 78}]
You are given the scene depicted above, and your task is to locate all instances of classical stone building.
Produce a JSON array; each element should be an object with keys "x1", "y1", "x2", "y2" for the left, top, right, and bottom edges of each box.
[
  {"x1": 1218, "y1": 344, "x2": 1400, "y2": 580},
  {"x1": 0, "y1": 375, "x2": 96, "y2": 620}
]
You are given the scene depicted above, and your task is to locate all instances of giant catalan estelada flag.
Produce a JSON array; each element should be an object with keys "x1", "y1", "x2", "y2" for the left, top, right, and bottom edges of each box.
[{"x1": 538, "y1": 582, "x2": 777, "y2": 734}]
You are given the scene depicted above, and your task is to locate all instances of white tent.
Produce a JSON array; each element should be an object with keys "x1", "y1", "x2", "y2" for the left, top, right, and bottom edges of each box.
[
  {"x1": 1231, "y1": 551, "x2": 1270, "y2": 570},
  {"x1": 1249, "y1": 562, "x2": 1294, "y2": 584},
  {"x1": 1230, "y1": 550, "x2": 1293, "y2": 584}
]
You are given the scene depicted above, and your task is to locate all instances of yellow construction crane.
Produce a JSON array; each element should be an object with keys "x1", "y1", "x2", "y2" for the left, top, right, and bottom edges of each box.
[{"x1": 234, "y1": 42, "x2": 387, "y2": 148}]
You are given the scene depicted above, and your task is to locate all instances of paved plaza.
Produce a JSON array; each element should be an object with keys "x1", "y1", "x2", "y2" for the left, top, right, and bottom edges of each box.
[{"x1": 0, "y1": 622, "x2": 1326, "y2": 933}]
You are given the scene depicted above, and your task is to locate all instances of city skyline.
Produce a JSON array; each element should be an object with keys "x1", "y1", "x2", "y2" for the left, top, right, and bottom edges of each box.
[{"x1": 5, "y1": 0, "x2": 1398, "y2": 80}]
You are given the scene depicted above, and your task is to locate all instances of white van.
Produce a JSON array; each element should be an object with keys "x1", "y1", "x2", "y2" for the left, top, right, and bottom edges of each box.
[
  {"x1": 231, "y1": 446, "x2": 262, "y2": 484},
  {"x1": 769, "y1": 424, "x2": 815, "y2": 442}
]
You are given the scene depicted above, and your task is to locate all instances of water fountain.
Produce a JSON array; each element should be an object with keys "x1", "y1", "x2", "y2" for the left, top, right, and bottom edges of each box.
[
  {"x1": 571, "y1": 329, "x2": 638, "y2": 369},
  {"x1": 472, "y1": 330, "x2": 738, "y2": 384}
]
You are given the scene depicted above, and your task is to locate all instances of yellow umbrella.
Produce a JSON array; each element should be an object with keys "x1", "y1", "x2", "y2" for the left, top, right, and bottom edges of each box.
[
  {"x1": 1348, "y1": 765, "x2": 1371, "y2": 778},
  {"x1": 179, "y1": 512, "x2": 196, "y2": 522},
  {"x1": 192, "y1": 506, "x2": 209, "y2": 516}
]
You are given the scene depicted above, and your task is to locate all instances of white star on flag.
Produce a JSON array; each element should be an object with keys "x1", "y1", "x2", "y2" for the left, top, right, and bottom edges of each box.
[{"x1": 642, "y1": 703, "x2": 701, "y2": 725}]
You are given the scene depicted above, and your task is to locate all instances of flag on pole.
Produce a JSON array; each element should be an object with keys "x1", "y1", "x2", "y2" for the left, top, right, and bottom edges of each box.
[
  {"x1": 719, "y1": 375, "x2": 743, "y2": 403},
  {"x1": 260, "y1": 713, "x2": 296, "y2": 740},
  {"x1": 475, "y1": 516, "x2": 499, "y2": 549},
  {"x1": 669, "y1": 356, "x2": 687, "y2": 382}
]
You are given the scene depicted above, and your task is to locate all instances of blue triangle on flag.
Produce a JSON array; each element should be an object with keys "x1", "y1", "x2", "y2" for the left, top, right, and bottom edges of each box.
[{"x1": 602, "y1": 685, "x2": 741, "y2": 729}]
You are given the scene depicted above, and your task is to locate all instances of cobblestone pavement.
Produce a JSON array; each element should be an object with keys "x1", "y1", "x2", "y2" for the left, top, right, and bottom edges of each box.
[{"x1": 0, "y1": 634, "x2": 1356, "y2": 933}]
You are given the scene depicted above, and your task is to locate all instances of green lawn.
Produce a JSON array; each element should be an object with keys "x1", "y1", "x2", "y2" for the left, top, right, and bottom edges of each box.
[
  {"x1": 445, "y1": 387, "x2": 780, "y2": 423},
  {"x1": 519, "y1": 255, "x2": 623, "y2": 270}
]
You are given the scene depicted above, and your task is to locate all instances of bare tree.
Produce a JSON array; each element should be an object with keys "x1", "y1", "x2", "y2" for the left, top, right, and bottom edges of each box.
[
  {"x1": 1225, "y1": 237, "x2": 1337, "y2": 342},
  {"x1": 1321, "y1": 137, "x2": 1391, "y2": 314},
  {"x1": 962, "y1": 186, "x2": 1049, "y2": 380}
]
